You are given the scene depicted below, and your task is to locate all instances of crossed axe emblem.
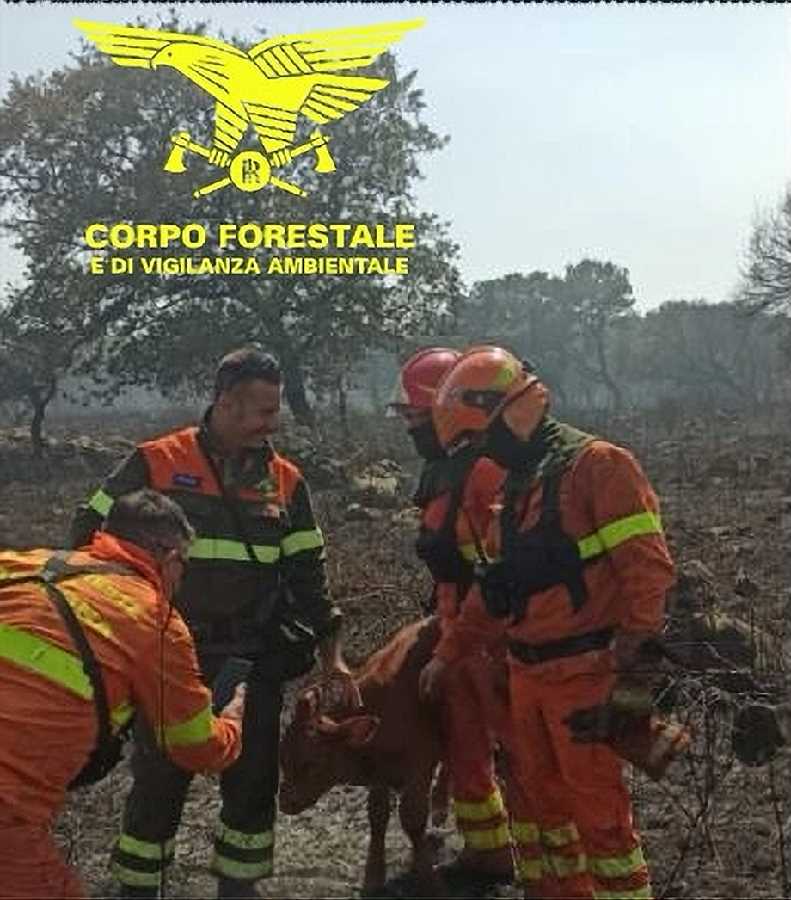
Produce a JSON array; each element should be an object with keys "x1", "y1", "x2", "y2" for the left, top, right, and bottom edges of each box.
[{"x1": 163, "y1": 128, "x2": 336, "y2": 199}]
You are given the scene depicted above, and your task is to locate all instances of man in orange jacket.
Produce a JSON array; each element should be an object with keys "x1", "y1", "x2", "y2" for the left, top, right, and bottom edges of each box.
[
  {"x1": 420, "y1": 346, "x2": 675, "y2": 900},
  {"x1": 0, "y1": 489, "x2": 244, "y2": 900},
  {"x1": 389, "y1": 347, "x2": 519, "y2": 883}
]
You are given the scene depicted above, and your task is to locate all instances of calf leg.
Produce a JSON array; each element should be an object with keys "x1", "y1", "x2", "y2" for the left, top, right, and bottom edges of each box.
[
  {"x1": 363, "y1": 785, "x2": 391, "y2": 895},
  {"x1": 399, "y1": 769, "x2": 443, "y2": 896}
]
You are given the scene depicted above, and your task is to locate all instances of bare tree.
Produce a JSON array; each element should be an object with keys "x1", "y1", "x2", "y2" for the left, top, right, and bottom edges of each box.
[{"x1": 742, "y1": 184, "x2": 791, "y2": 313}]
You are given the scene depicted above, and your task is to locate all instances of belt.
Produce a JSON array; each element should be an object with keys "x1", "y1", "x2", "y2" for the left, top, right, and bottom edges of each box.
[{"x1": 508, "y1": 627, "x2": 614, "y2": 665}]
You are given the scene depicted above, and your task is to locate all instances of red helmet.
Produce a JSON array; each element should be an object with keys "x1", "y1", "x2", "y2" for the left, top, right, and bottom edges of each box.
[{"x1": 387, "y1": 347, "x2": 461, "y2": 415}]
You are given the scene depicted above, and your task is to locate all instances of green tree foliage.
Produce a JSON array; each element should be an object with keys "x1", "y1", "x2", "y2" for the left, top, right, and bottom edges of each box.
[
  {"x1": 455, "y1": 261, "x2": 634, "y2": 409},
  {"x1": 0, "y1": 12, "x2": 460, "y2": 434},
  {"x1": 562, "y1": 259, "x2": 635, "y2": 411},
  {"x1": 640, "y1": 300, "x2": 786, "y2": 410}
]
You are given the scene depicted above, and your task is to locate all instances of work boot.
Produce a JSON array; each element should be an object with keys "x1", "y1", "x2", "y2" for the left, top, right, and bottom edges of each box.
[
  {"x1": 216, "y1": 876, "x2": 262, "y2": 899},
  {"x1": 440, "y1": 848, "x2": 514, "y2": 887}
]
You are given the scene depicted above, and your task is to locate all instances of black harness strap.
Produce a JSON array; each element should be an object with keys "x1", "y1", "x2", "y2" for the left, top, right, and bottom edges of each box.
[
  {"x1": 0, "y1": 552, "x2": 136, "y2": 787},
  {"x1": 414, "y1": 451, "x2": 481, "y2": 604}
]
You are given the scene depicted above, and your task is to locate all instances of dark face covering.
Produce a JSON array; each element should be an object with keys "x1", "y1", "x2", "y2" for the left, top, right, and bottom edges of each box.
[
  {"x1": 486, "y1": 414, "x2": 548, "y2": 471},
  {"x1": 408, "y1": 419, "x2": 446, "y2": 461}
]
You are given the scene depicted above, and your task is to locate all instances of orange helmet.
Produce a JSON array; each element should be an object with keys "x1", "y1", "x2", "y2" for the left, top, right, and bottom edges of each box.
[
  {"x1": 432, "y1": 345, "x2": 548, "y2": 453},
  {"x1": 387, "y1": 347, "x2": 461, "y2": 415}
]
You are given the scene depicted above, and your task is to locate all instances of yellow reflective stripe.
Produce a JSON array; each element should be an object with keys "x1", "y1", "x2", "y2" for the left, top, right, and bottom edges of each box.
[
  {"x1": 118, "y1": 834, "x2": 175, "y2": 861},
  {"x1": 454, "y1": 790, "x2": 505, "y2": 822},
  {"x1": 463, "y1": 822, "x2": 511, "y2": 851},
  {"x1": 459, "y1": 543, "x2": 478, "y2": 563},
  {"x1": 111, "y1": 700, "x2": 135, "y2": 730},
  {"x1": 216, "y1": 824, "x2": 274, "y2": 850},
  {"x1": 281, "y1": 528, "x2": 324, "y2": 557},
  {"x1": 189, "y1": 538, "x2": 280, "y2": 564},
  {"x1": 590, "y1": 846, "x2": 647, "y2": 879},
  {"x1": 548, "y1": 852, "x2": 587, "y2": 878},
  {"x1": 542, "y1": 823, "x2": 580, "y2": 848},
  {"x1": 111, "y1": 865, "x2": 162, "y2": 888},
  {"x1": 578, "y1": 512, "x2": 663, "y2": 560},
  {"x1": 594, "y1": 886, "x2": 652, "y2": 900},
  {"x1": 88, "y1": 489, "x2": 114, "y2": 518},
  {"x1": 512, "y1": 821, "x2": 540, "y2": 844},
  {"x1": 0, "y1": 624, "x2": 91, "y2": 699},
  {"x1": 516, "y1": 857, "x2": 543, "y2": 882},
  {"x1": 211, "y1": 857, "x2": 274, "y2": 879},
  {"x1": 164, "y1": 704, "x2": 212, "y2": 747}
]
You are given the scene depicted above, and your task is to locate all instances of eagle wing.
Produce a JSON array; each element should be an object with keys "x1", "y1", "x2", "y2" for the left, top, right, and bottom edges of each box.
[
  {"x1": 73, "y1": 19, "x2": 240, "y2": 69},
  {"x1": 246, "y1": 20, "x2": 423, "y2": 131},
  {"x1": 247, "y1": 20, "x2": 424, "y2": 74}
]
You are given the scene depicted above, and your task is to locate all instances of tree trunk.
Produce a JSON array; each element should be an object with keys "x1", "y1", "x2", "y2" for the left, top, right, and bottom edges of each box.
[
  {"x1": 281, "y1": 358, "x2": 315, "y2": 427},
  {"x1": 28, "y1": 380, "x2": 55, "y2": 459},
  {"x1": 594, "y1": 328, "x2": 624, "y2": 411},
  {"x1": 336, "y1": 372, "x2": 350, "y2": 445}
]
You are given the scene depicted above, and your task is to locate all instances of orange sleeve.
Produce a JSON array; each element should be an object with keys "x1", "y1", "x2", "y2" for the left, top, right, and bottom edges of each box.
[
  {"x1": 574, "y1": 442, "x2": 675, "y2": 635},
  {"x1": 132, "y1": 610, "x2": 241, "y2": 773}
]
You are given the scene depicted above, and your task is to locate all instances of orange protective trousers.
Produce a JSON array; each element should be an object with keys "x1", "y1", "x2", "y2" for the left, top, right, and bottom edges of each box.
[
  {"x1": 442, "y1": 651, "x2": 509, "y2": 857},
  {"x1": 442, "y1": 644, "x2": 534, "y2": 872},
  {"x1": 0, "y1": 809, "x2": 86, "y2": 899},
  {"x1": 507, "y1": 653, "x2": 652, "y2": 900}
]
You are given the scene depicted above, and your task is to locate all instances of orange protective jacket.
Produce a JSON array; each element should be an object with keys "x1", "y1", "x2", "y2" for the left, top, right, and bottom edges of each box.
[
  {"x1": 434, "y1": 440, "x2": 675, "y2": 664},
  {"x1": 0, "y1": 532, "x2": 241, "y2": 825}
]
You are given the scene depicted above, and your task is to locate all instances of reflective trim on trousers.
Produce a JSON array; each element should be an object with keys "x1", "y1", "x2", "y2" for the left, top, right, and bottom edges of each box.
[
  {"x1": 215, "y1": 823, "x2": 275, "y2": 851},
  {"x1": 512, "y1": 819, "x2": 542, "y2": 884},
  {"x1": 589, "y1": 846, "x2": 647, "y2": 880},
  {"x1": 512, "y1": 820, "x2": 540, "y2": 845},
  {"x1": 546, "y1": 851, "x2": 587, "y2": 879},
  {"x1": 117, "y1": 834, "x2": 175, "y2": 861},
  {"x1": 210, "y1": 856, "x2": 274, "y2": 880},
  {"x1": 111, "y1": 864, "x2": 165, "y2": 888},
  {"x1": 453, "y1": 789, "x2": 506, "y2": 823},
  {"x1": 211, "y1": 824, "x2": 275, "y2": 880},
  {"x1": 542, "y1": 822, "x2": 581, "y2": 848},
  {"x1": 461, "y1": 822, "x2": 511, "y2": 851},
  {"x1": 515, "y1": 856, "x2": 543, "y2": 883}
]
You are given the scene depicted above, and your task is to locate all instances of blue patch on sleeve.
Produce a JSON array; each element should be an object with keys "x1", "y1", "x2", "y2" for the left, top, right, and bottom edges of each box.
[{"x1": 172, "y1": 473, "x2": 202, "y2": 488}]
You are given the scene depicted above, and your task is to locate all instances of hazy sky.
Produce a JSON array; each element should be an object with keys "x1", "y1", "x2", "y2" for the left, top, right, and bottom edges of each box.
[{"x1": 0, "y1": 1, "x2": 788, "y2": 309}]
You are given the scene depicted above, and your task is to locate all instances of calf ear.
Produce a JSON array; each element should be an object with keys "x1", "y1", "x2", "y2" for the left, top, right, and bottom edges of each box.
[{"x1": 341, "y1": 714, "x2": 381, "y2": 748}]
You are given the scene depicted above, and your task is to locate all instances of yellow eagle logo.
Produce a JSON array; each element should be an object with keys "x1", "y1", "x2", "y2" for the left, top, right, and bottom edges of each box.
[{"x1": 74, "y1": 18, "x2": 424, "y2": 199}]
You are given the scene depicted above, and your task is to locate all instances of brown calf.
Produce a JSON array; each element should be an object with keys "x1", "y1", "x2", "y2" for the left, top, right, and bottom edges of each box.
[{"x1": 279, "y1": 616, "x2": 443, "y2": 894}]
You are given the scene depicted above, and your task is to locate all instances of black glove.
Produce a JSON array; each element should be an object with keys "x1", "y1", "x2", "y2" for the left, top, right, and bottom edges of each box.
[{"x1": 732, "y1": 703, "x2": 785, "y2": 767}]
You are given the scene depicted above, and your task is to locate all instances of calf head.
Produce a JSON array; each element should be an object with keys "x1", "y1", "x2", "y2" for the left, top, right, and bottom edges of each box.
[{"x1": 279, "y1": 686, "x2": 380, "y2": 814}]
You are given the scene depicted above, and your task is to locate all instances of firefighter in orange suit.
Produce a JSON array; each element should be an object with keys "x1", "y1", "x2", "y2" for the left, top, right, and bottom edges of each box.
[
  {"x1": 71, "y1": 348, "x2": 352, "y2": 900},
  {"x1": 389, "y1": 347, "x2": 519, "y2": 884},
  {"x1": 0, "y1": 490, "x2": 244, "y2": 900},
  {"x1": 420, "y1": 346, "x2": 675, "y2": 900}
]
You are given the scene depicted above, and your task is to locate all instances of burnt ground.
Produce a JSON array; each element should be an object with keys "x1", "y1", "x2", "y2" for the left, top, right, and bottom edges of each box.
[{"x1": 2, "y1": 413, "x2": 791, "y2": 899}]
